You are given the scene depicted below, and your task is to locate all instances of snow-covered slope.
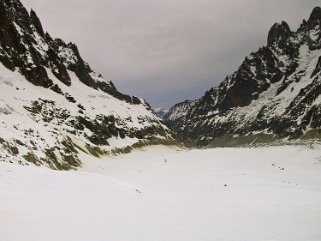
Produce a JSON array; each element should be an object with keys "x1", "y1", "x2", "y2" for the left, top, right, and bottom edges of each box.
[
  {"x1": 1, "y1": 145, "x2": 321, "y2": 241},
  {"x1": 0, "y1": 0, "x2": 175, "y2": 169},
  {"x1": 164, "y1": 100, "x2": 196, "y2": 138},
  {"x1": 153, "y1": 107, "x2": 169, "y2": 118},
  {"x1": 165, "y1": 7, "x2": 321, "y2": 146}
]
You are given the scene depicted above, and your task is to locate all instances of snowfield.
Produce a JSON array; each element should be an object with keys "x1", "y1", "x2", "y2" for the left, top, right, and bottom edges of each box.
[{"x1": 1, "y1": 145, "x2": 321, "y2": 241}]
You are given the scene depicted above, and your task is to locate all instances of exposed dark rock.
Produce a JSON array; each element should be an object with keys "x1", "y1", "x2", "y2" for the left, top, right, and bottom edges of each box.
[
  {"x1": 307, "y1": 7, "x2": 321, "y2": 29},
  {"x1": 29, "y1": 9, "x2": 45, "y2": 37},
  {"x1": 23, "y1": 66, "x2": 53, "y2": 87},
  {"x1": 312, "y1": 56, "x2": 321, "y2": 77},
  {"x1": 165, "y1": 7, "x2": 321, "y2": 146},
  {"x1": 267, "y1": 21, "x2": 291, "y2": 47},
  {"x1": 0, "y1": 0, "x2": 145, "y2": 103}
]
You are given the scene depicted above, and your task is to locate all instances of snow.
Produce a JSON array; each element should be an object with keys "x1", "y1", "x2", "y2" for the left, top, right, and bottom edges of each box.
[
  {"x1": 313, "y1": 94, "x2": 321, "y2": 106},
  {"x1": 154, "y1": 107, "x2": 169, "y2": 118},
  {"x1": 58, "y1": 46, "x2": 78, "y2": 66},
  {"x1": 154, "y1": 107, "x2": 167, "y2": 112},
  {"x1": 0, "y1": 61, "x2": 171, "y2": 166},
  {"x1": 46, "y1": 69, "x2": 161, "y2": 129},
  {"x1": 31, "y1": 27, "x2": 49, "y2": 56},
  {"x1": 13, "y1": 22, "x2": 24, "y2": 35},
  {"x1": 309, "y1": 26, "x2": 320, "y2": 42},
  {"x1": 1, "y1": 144, "x2": 321, "y2": 241},
  {"x1": 271, "y1": 45, "x2": 320, "y2": 115},
  {"x1": 217, "y1": 43, "x2": 321, "y2": 131},
  {"x1": 154, "y1": 107, "x2": 169, "y2": 114},
  {"x1": 166, "y1": 100, "x2": 196, "y2": 121}
]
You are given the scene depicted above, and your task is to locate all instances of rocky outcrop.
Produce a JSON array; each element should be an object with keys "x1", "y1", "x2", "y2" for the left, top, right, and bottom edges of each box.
[
  {"x1": 0, "y1": 0, "x2": 176, "y2": 169},
  {"x1": 267, "y1": 21, "x2": 291, "y2": 47},
  {"x1": 165, "y1": 7, "x2": 321, "y2": 146},
  {"x1": 0, "y1": 0, "x2": 141, "y2": 104}
]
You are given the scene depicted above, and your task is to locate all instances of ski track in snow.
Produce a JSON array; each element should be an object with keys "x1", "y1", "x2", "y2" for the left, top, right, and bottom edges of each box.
[{"x1": 0, "y1": 145, "x2": 321, "y2": 241}]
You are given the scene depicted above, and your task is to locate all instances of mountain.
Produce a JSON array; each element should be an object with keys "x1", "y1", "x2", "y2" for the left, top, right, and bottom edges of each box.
[
  {"x1": 0, "y1": 0, "x2": 175, "y2": 170},
  {"x1": 163, "y1": 100, "x2": 196, "y2": 130},
  {"x1": 164, "y1": 7, "x2": 321, "y2": 147},
  {"x1": 153, "y1": 107, "x2": 169, "y2": 118}
]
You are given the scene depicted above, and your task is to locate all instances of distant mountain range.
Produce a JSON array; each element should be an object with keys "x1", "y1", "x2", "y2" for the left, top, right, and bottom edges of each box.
[
  {"x1": 0, "y1": 0, "x2": 175, "y2": 169},
  {"x1": 164, "y1": 7, "x2": 321, "y2": 146},
  {"x1": 153, "y1": 107, "x2": 169, "y2": 118}
]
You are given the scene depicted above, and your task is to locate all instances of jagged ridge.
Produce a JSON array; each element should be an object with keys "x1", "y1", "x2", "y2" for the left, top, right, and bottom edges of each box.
[
  {"x1": 165, "y1": 7, "x2": 321, "y2": 146},
  {"x1": 0, "y1": 0, "x2": 175, "y2": 169}
]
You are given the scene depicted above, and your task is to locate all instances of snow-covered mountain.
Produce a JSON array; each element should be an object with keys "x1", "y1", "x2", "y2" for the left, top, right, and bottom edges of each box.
[
  {"x1": 153, "y1": 107, "x2": 169, "y2": 118},
  {"x1": 165, "y1": 7, "x2": 321, "y2": 146},
  {"x1": 0, "y1": 0, "x2": 175, "y2": 169},
  {"x1": 163, "y1": 100, "x2": 196, "y2": 133}
]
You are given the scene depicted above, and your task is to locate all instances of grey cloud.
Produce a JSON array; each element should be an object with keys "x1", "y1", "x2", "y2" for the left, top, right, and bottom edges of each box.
[{"x1": 20, "y1": 0, "x2": 320, "y2": 108}]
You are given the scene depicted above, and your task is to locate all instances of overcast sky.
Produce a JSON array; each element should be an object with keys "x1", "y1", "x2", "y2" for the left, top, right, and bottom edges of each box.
[{"x1": 20, "y1": 0, "x2": 320, "y2": 108}]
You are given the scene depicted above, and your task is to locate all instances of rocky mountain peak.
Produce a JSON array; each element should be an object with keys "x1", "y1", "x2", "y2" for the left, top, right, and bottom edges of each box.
[
  {"x1": 0, "y1": 0, "x2": 30, "y2": 27},
  {"x1": 165, "y1": 7, "x2": 321, "y2": 147},
  {"x1": 29, "y1": 8, "x2": 45, "y2": 38},
  {"x1": 307, "y1": 6, "x2": 321, "y2": 29},
  {"x1": 0, "y1": 0, "x2": 145, "y2": 104},
  {"x1": 0, "y1": 0, "x2": 176, "y2": 169},
  {"x1": 267, "y1": 21, "x2": 291, "y2": 47}
]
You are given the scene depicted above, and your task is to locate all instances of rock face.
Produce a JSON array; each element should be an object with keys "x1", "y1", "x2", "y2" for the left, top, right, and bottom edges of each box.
[
  {"x1": 165, "y1": 7, "x2": 321, "y2": 146},
  {"x1": 0, "y1": 0, "x2": 175, "y2": 169},
  {"x1": 163, "y1": 100, "x2": 196, "y2": 138}
]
